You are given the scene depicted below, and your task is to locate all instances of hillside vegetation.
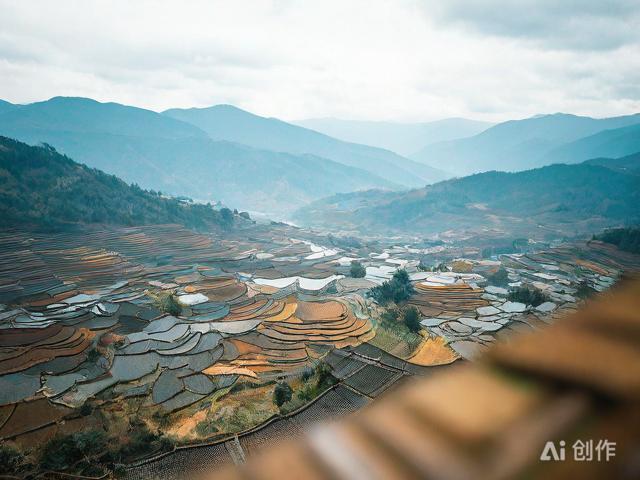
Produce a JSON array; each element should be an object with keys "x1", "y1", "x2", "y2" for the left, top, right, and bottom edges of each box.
[
  {"x1": 0, "y1": 137, "x2": 233, "y2": 230},
  {"x1": 583, "y1": 152, "x2": 640, "y2": 175},
  {"x1": 595, "y1": 228, "x2": 640, "y2": 254},
  {"x1": 294, "y1": 161, "x2": 640, "y2": 237}
]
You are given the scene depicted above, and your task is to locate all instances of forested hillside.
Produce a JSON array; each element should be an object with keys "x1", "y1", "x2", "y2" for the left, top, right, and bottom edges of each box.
[
  {"x1": 294, "y1": 162, "x2": 640, "y2": 236},
  {"x1": 0, "y1": 137, "x2": 234, "y2": 230}
]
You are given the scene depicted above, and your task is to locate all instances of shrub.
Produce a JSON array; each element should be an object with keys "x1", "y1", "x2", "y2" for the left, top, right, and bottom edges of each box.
[
  {"x1": 87, "y1": 348, "x2": 100, "y2": 362},
  {"x1": 402, "y1": 306, "x2": 422, "y2": 333},
  {"x1": 40, "y1": 430, "x2": 107, "y2": 471},
  {"x1": 369, "y1": 269, "x2": 415, "y2": 305},
  {"x1": 155, "y1": 292, "x2": 182, "y2": 316},
  {"x1": 195, "y1": 418, "x2": 219, "y2": 437},
  {"x1": 314, "y1": 362, "x2": 336, "y2": 390},
  {"x1": 0, "y1": 443, "x2": 24, "y2": 473},
  {"x1": 507, "y1": 286, "x2": 548, "y2": 306},
  {"x1": 296, "y1": 383, "x2": 315, "y2": 402},
  {"x1": 113, "y1": 464, "x2": 127, "y2": 478},
  {"x1": 79, "y1": 403, "x2": 93, "y2": 416},
  {"x1": 374, "y1": 306, "x2": 423, "y2": 356},
  {"x1": 115, "y1": 425, "x2": 173, "y2": 462},
  {"x1": 300, "y1": 367, "x2": 313, "y2": 382},
  {"x1": 273, "y1": 382, "x2": 293, "y2": 408},
  {"x1": 575, "y1": 280, "x2": 597, "y2": 299},
  {"x1": 349, "y1": 260, "x2": 366, "y2": 278},
  {"x1": 220, "y1": 207, "x2": 234, "y2": 229},
  {"x1": 486, "y1": 267, "x2": 510, "y2": 287}
]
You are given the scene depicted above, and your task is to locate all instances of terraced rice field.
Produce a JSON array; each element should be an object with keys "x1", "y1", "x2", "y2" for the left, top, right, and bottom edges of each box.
[
  {"x1": 1, "y1": 222, "x2": 637, "y2": 478},
  {"x1": 0, "y1": 224, "x2": 379, "y2": 452},
  {"x1": 415, "y1": 240, "x2": 640, "y2": 360},
  {"x1": 122, "y1": 343, "x2": 450, "y2": 480},
  {"x1": 409, "y1": 283, "x2": 488, "y2": 317}
]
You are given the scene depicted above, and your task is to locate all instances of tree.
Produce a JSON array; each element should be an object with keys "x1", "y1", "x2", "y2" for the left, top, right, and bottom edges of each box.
[
  {"x1": 402, "y1": 306, "x2": 421, "y2": 333},
  {"x1": 349, "y1": 260, "x2": 366, "y2": 278},
  {"x1": 486, "y1": 267, "x2": 509, "y2": 287},
  {"x1": 0, "y1": 444, "x2": 24, "y2": 473},
  {"x1": 314, "y1": 362, "x2": 335, "y2": 390},
  {"x1": 596, "y1": 227, "x2": 640, "y2": 254},
  {"x1": 40, "y1": 430, "x2": 107, "y2": 471},
  {"x1": 273, "y1": 382, "x2": 292, "y2": 408},
  {"x1": 155, "y1": 292, "x2": 182, "y2": 316},
  {"x1": 507, "y1": 286, "x2": 548, "y2": 306},
  {"x1": 575, "y1": 280, "x2": 596, "y2": 299},
  {"x1": 369, "y1": 269, "x2": 415, "y2": 305},
  {"x1": 220, "y1": 207, "x2": 234, "y2": 229}
]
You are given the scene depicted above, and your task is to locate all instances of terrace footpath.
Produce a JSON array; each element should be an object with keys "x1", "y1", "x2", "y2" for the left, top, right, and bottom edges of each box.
[{"x1": 204, "y1": 276, "x2": 640, "y2": 480}]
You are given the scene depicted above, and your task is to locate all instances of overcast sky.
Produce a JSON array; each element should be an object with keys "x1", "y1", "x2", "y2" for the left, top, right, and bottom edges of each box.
[{"x1": 1, "y1": 0, "x2": 639, "y2": 122}]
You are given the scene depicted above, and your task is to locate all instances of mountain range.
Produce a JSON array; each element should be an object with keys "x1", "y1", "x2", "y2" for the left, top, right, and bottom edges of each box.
[
  {"x1": 2, "y1": 96, "x2": 639, "y2": 223},
  {"x1": 293, "y1": 117, "x2": 493, "y2": 157},
  {"x1": 293, "y1": 153, "x2": 640, "y2": 238},
  {"x1": 163, "y1": 105, "x2": 447, "y2": 186},
  {"x1": 412, "y1": 113, "x2": 640, "y2": 175},
  {"x1": 0, "y1": 97, "x2": 420, "y2": 215}
]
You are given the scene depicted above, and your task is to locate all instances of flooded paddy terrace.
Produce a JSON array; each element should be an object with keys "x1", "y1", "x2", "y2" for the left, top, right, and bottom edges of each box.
[{"x1": 0, "y1": 224, "x2": 637, "y2": 478}]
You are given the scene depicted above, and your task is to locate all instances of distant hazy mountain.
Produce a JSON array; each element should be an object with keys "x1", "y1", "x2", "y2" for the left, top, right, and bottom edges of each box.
[
  {"x1": 0, "y1": 97, "x2": 395, "y2": 215},
  {"x1": 413, "y1": 113, "x2": 640, "y2": 175},
  {"x1": 583, "y1": 151, "x2": 640, "y2": 175},
  {"x1": 163, "y1": 105, "x2": 448, "y2": 187},
  {"x1": 0, "y1": 96, "x2": 205, "y2": 139},
  {"x1": 0, "y1": 136, "x2": 234, "y2": 230},
  {"x1": 294, "y1": 162, "x2": 640, "y2": 237},
  {"x1": 544, "y1": 123, "x2": 640, "y2": 165},
  {"x1": 295, "y1": 117, "x2": 492, "y2": 156},
  {"x1": 0, "y1": 99, "x2": 18, "y2": 115}
]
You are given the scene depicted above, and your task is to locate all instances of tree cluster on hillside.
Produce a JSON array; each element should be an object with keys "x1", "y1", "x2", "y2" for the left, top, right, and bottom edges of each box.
[
  {"x1": 349, "y1": 260, "x2": 366, "y2": 278},
  {"x1": 295, "y1": 162, "x2": 640, "y2": 235},
  {"x1": 40, "y1": 430, "x2": 107, "y2": 474},
  {"x1": 369, "y1": 269, "x2": 415, "y2": 305},
  {"x1": 0, "y1": 137, "x2": 234, "y2": 231},
  {"x1": 153, "y1": 292, "x2": 182, "y2": 316},
  {"x1": 0, "y1": 443, "x2": 27, "y2": 474},
  {"x1": 380, "y1": 305, "x2": 422, "y2": 333},
  {"x1": 273, "y1": 382, "x2": 293, "y2": 408},
  {"x1": 486, "y1": 268, "x2": 510, "y2": 287},
  {"x1": 595, "y1": 227, "x2": 640, "y2": 254},
  {"x1": 507, "y1": 286, "x2": 549, "y2": 306}
]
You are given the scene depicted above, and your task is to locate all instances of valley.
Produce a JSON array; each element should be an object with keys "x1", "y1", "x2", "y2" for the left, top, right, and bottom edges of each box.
[
  {"x1": 0, "y1": 103, "x2": 639, "y2": 480},
  {"x1": 1, "y1": 212, "x2": 639, "y2": 478},
  {"x1": 2, "y1": 4, "x2": 640, "y2": 478}
]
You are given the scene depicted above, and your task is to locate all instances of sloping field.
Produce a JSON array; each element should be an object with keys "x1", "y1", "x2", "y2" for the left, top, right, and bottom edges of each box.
[
  {"x1": 2, "y1": 223, "x2": 637, "y2": 476},
  {"x1": 0, "y1": 225, "x2": 378, "y2": 452},
  {"x1": 409, "y1": 283, "x2": 488, "y2": 317}
]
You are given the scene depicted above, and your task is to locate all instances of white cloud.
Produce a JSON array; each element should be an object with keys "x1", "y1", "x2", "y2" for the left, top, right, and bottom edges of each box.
[{"x1": 0, "y1": 0, "x2": 638, "y2": 122}]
